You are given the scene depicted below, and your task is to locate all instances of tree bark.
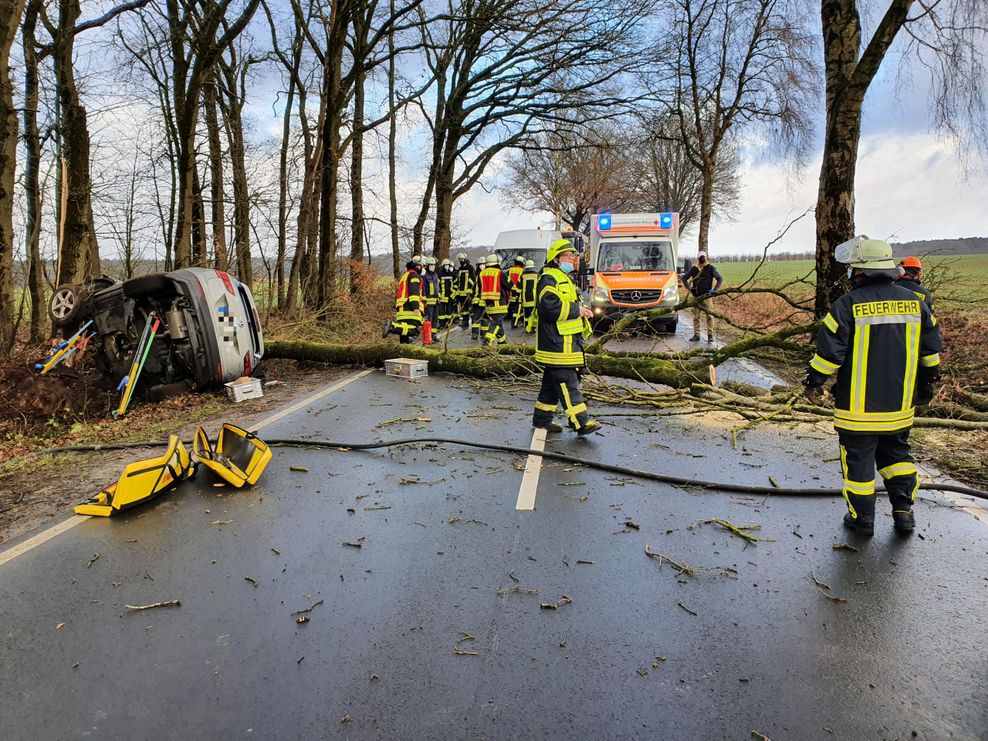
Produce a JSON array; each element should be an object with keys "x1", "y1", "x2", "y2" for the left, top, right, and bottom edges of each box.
[
  {"x1": 387, "y1": 0, "x2": 400, "y2": 280},
  {"x1": 54, "y1": 0, "x2": 101, "y2": 286},
  {"x1": 349, "y1": 62, "x2": 366, "y2": 289},
  {"x1": 815, "y1": 0, "x2": 914, "y2": 316},
  {"x1": 203, "y1": 74, "x2": 228, "y2": 271},
  {"x1": 317, "y1": 0, "x2": 351, "y2": 310},
  {"x1": 219, "y1": 56, "x2": 253, "y2": 285},
  {"x1": 191, "y1": 162, "x2": 208, "y2": 266},
  {"x1": 696, "y1": 159, "x2": 715, "y2": 254},
  {"x1": 21, "y1": 0, "x2": 45, "y2": 343},
  {"x1": 0, "y1": 0, "x2": 25, "y2": 354}
]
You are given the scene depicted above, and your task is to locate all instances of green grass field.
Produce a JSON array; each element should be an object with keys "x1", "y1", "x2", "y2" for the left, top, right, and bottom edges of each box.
[{"x1": 716, "y1": 254, "x2": 988, "y2": 306}]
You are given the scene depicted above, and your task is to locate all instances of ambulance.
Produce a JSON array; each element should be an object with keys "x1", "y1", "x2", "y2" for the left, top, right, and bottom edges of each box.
[{"x1": 587, "y1": 212, "x2": 680, "y2": 332}]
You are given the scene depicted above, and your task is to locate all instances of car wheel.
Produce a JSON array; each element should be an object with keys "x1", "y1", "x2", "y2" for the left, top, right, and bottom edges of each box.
[
  {"x1": 49, "y1": 284, "x2": 85, "y2": 327},
  {"x1": 122, "y1": 273, "x2": 173, "y2": 298}
]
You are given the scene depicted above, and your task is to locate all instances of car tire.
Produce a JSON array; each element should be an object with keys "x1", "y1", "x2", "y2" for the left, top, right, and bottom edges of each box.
[
  {"x1": 122, "y1": 273, "x2": 173, "y2": 298},
  {"x1": 49, "y1": 284, "x2": 86, "y2": 327}
]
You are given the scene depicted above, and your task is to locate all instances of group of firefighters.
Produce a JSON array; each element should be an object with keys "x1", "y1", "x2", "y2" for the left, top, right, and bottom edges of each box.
[
  {"x1": 385, "y1": 236, "x2": 944, "y2": 532},
  {"x1": 384, "y1": 252, "x2": 541, "y2": 346}
]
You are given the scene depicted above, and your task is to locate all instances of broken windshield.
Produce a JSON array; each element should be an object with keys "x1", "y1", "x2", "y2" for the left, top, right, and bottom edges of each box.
[{"x1": 597, "y1": 241, "x2": 675, "y2": 272}]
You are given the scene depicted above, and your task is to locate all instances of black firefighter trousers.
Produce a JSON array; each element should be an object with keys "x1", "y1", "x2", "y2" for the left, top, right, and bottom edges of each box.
[
  {"x1": 532, "y1": 366, "x2": 591, "y2": 431},
  {"x1": 837, "y1": 429, "x2": 919, "y2": 522}
]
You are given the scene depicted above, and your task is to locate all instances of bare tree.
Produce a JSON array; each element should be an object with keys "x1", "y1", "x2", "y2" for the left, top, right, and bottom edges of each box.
[
  {"x1": 415, "y1": 0, "x2": 651, "y2": 261},
  {"x1": 647, "y1": 0, "x2": 817, "y2": 256},
  {"x1": 0, "y1": 0, "x2": 25, "y2": 354},
  {"x1": 815, "y1": 0, "x2": 988, "y2": 315}
]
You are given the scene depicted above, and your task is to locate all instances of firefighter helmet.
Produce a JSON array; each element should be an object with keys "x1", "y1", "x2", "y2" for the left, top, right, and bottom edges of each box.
[
  {"x1": 425, "y1": 256, "x2": 437, "y2": 266},
  {"x1": 441, "y1": 258, "x2": 453, "y2": 267},
  {"x1": 525, "y1": 259, "x2": 535, "y2": 269},
  {"x1": 547, "y1": 238, "x2": 575, "y2": 262},
  {"x1": 477, "y1": 257, "x2": 487, "y2": 266},
  {"x1": 834, "y1": 235, "x2": 896, "y2": 270},
  {"x1": 899, "y1": 256, "x2": 922, "y2": 269},
  {"x1": 486, "y1": 253, "x2": 500, "y2": 266},
  {"x1": 456, "y1": 252, "x2": 468, "y2": 261},
  {"x1": 515, "y1": 254, "x2": 526, "y2": 264},
  {"x1": 411, "y1": 254, "x2": 424, "y2": 265}
]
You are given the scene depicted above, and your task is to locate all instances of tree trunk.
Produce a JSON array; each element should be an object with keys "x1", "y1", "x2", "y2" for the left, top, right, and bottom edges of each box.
[
  {"x1": 0, "y1": 0, "x2": 25, "y2": 354},
  {"x1": 387, "y1": 0, "x2": 400, "y2": 280},
  {"x1": 203, "y1": 75, "x2": 228, "y2": 271},
  {"x1": 191, "y1": 162, "x2": 207, "y2": 266},
  {"x1": 219, "y1": 59, "x2": 253, "y2": 285},
  {"x1": 276, "y1": 60, "x2": 297, "y2": 307},
  {"x1": 349, "y1": 65, "x2": 366, "y2": 292},
  {"x1": 696, "y1": 160, "x2": 715, "y2": 255},
  {"x1": 317, "y1": 7, "x2": 348, "y2": 310},
  {"x1": 431, "y1": 124, "x2": 460, "y2": 261},
  {"x1": 54, "y1": 0, "x2": 101, "y2": 286},
  {"x1": 21, "y1": 0, "x2": 45, "y2": 343}
]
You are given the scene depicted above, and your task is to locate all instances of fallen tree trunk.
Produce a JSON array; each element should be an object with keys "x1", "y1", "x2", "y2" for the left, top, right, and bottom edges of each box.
[{"x1": 265, "y1": 340, "x2": 705, "y2": 387}]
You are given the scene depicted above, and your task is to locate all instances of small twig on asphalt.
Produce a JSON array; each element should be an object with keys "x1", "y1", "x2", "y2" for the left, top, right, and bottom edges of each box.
[
  {"x1": 810, "y1": 572, "x2": 831, "y2": 591},
  {"x1": 704, "y1": 519, "x2": 773, "y2": 543},
  {"x1": 453, "y1": 648, "x2": 480, "y2": 656},
  {"x1": 832, "y1": 542, "x2": 859, "y2": 552},
  {"x1": 293, "y1": 599, "x2": 324, "y2": 616},
  {"x1": 540, "y1": 595, "x2": 573, "y2": 610},
  {"x1": 497, "y1": 585, "x2": 539, "y2": 595},
  {"x1": 124, "y1": 600, "x2": 180, "y2": 611},
  {"x1": 677, "y1": 601, "x2": 698, "y2": 616},
  {"x1": 644, "y1": 545, "x2": 695, "y2": 576},
  {"x1": 244, "y1": 576, "x2": 258, "y2": 588},
  {"x1": 87, "y1": 552, "x2": 100, "y2": 568}
]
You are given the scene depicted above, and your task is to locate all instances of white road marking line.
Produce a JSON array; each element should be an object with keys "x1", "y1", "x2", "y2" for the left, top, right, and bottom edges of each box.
[
  {"x1": 0, "y1": 516, "x2": 89, "y2": 568},
  {"x1": 252, "y1": 368, "x2": 374, "y2": 432},
  {"x1": 0, "y1": 367, "x2": 375, "y2": 568},
  {"x1": 516, "y1": 428, "x2": 547, "y2": 511}
]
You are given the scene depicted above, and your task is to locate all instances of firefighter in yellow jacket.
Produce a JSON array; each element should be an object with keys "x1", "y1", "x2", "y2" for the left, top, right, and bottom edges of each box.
[
  {"x1": 515, "y1": 259, "x2": 538, "y2": 329},
  {"x1": 384, "y1": 255, "x2": 424, "y2": 344},
  {"x1": 479, "y1": 253, "x2": 508, "y2": 345},
  {"x1": 531, "y1": 240, "x2": 601, "y2": 435},
  {"x1": 803, "y1": 236, "x2": 942, "y2": 535}
]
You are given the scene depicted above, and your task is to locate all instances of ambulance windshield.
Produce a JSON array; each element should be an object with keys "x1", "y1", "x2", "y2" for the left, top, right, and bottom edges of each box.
[{"x1": 597, "y1": 241, "x2": 674, "y2": 272}]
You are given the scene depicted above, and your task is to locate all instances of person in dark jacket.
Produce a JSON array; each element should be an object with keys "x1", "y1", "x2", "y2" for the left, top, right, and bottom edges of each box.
[
  {"x1": 454, "y1": 252, "x2": 474, "y2": 328},
  {"x1": 531, "y1": 239, "x2": 601, "y2": 436},
  {"x1": 896, "y1": 256, "x2": 935, "y2": 312},
  {"x1": 437, "y1": 258, "x2": 457, "y2": 329},
  {"x1": 471, "y1": 257, "x2": 487, "y2": 339},
  {"x1": 681, "y1": 252, "x2": 723, "y2": 342},
  {"x1": 804, "y1": 236, "x2": 942, "y2": 536},
  {"x1": 421, "y1": 256, "x2": 440, "y2": 333}
]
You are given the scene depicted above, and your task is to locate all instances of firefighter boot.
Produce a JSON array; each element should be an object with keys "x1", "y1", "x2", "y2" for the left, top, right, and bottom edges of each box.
[
  {"x1": 892, "y1": 509, "x2": 916, "y2": 534},
  {"x1": 577, "y1": 419, "x2": 602, "y2": 436},
  {"x1": 534, "y1": 421, "x2": 563, "y2": 433},
  {"x1": 689, "y1": 334, "x2": 700, "y2": 342},
  {"x1": 382, "y1": 319, "x2": 393, "y2": 338},
  {"x1": 842, "y1": 512, "x2": 875, "y2": 536}
]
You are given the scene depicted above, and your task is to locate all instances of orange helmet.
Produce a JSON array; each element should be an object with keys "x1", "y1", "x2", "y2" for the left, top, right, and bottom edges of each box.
[{"x1": 899, "y1": 256, "x2": 922, "y2": 269}]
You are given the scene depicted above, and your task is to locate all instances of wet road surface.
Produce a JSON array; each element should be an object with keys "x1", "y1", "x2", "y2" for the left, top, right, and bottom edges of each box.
[{"x1": 1, "y1": 368, "x2": 986, "y2": 740}]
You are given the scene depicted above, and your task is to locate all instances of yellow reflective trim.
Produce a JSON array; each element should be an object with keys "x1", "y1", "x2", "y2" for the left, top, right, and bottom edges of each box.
[
  {"x1": 839, "y1": 445, "x2": 856, "y2": 518},
  {"x1": 919, "y1": 353, "x2": 940, "y2": 367},
  {"x1": 834, "y1": 407, "x2": 914, "y2": 421},
  {"x1": 843, "y1": 478, "x2": 876, "y2": 494},
  {"x1": 810, "y1": 353, "x2": 839, "y2": 375},
  {"x1": 535, "y1": 401, "x2": 556, "y2": 412},
  {"x1": 850, "y1": 325, "x2": 870, "y2": 414},
  {"x1": 931, "y1": 314, "x2": 938, "y2": 327},
  {"x1": 852, "y1": 300, "x2": 921, "y2": 319},
  {"x1": 823, "y1": 313, "x2": 838, "y2": 333},
  {"x1": 902, "y1": 320, "x2": 919, "y2": 411},
  {"x1": 535, "y1": 349, "x2": 586, "y2": 365},
  {"x1": 833, "y1": 417, "x2": 914, "y2": 433},
  {"x1": 878, "y1": 462, "x2": 918, "y2": 480}
]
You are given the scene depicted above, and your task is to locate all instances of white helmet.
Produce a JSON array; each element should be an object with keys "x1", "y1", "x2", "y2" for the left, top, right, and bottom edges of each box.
[
  {"x1": 456, "y1": 252, "x2": 468, "y2": 261},
  {"x1": 835, "y1": 235, "x2": 896, "y2": 270},
  {"x1": 477, "y1": 257, "x2": 487, "y2": 266},
  {"x1": 515, "y1": 254, "x2": 526, "y2": 264},
  {"x1": 411, "y1": 254, "x2": 424, "y2": 265},
  {"x1": 525, "y1": 259, "x2": 535, "y2": 269},
  {"x1": 486, "y1": 253, "x2": 500, "y2": 266},
  {"x1": 425, "y1": 256, "x2": 437, "y2": 266}
]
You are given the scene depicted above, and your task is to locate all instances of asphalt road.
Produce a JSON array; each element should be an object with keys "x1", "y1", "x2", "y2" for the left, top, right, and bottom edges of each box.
[{"x1": 1, "y1": 368, "x2": 986, "y2": 740}]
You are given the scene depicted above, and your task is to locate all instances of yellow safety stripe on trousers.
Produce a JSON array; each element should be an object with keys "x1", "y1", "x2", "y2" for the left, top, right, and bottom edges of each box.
[
  {"x1": 878, "y1": 461, "x2": 918, "y2": 480},
  {"x1": 558, "y1": 383, "x2": 586, "y2": 429},
  {"x1": 843, "y1": 478, "x2": 876, "y2": 495},
  {"x1": 822, "y1": 313, "x2": 839, "y2": 333},
  {"x1": 392, "y1": 321, "x2": 416, "y2": 336},
  {"x1": 849, "y1": 324, "x2": 871, "y2": 414},
  {"x1": 902, "y1": 320, "x2": 919, "y2": 411},
  {"x1": 809, "y1": 353, "x2": 840, "y2": 375},
  {"x1": 395, "y1": 310, "x2": 422, "y2": 322},
  {"x1": 535, "y1": 349, "x2": 585, "y2": 365},
  {"x1": 485, "y1": 304, "x2": 508, "y2": 315},
  {"x1": 838, "y1": 445, "x2": 855, "y2": 518},
  {"x1": 834, "y1": 407, "x2": 914, "y2": 423},
  {"x1": 920, "y1": 353, "x2": 940, "y2": 367},
  {"x1": 833, "y1": 416, "x2": 914, "y2": 434},
  {"x1": 534, "y1": 401, "x2": 557, "y2": 412}
]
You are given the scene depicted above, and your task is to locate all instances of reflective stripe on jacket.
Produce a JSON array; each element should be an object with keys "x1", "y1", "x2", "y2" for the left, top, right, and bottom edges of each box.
[
  {"x1": 535, "y1": 266, "x2": 591, "y2": 367},
  {"x1": 422, "y1": 272, "x2": 439, "y2": 305},
  {"x1": 808, "y1": 277, "x2": 941, "y2": 433},
  {"x1": 521, "y1": 269, "x2": 538, "y2": 308},
  {"x1": 895, "y1": 277, "x2": 935, "y2": 314},
  {"x1": 396, "y1": 270, "x2": 422, "y2": 311}
]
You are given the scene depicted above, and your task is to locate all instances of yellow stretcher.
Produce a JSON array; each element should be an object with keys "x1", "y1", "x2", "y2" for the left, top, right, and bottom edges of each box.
[
  {"x1": 192, "y1": 424, "x2": 271, "y2": 487},
  {"x1": 74, "y1": 436, "x2": 192, "y2": 516}
]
